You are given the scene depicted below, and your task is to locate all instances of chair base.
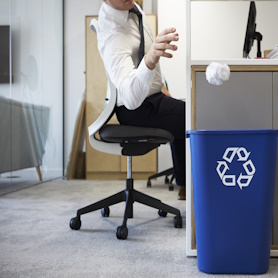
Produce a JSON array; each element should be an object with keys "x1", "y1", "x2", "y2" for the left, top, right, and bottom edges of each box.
[
  {"x1": 70, "y1": 178, "x2": 182, "y2": 239},
  {"x1": 147, "y1": 167, "x2": 175, "y2": 191}
]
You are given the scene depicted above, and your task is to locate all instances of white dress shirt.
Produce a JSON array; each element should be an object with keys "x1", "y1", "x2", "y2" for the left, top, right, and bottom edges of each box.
[{"x1": 97, "y1": 2, "x2": 163, "y2": 110}]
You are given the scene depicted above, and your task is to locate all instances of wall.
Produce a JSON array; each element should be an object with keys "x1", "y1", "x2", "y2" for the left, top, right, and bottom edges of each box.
[
  {"x1": 191, "y1": 1, "x2": 278, "y2": 60},
  {"x1": 158, "y1": 0, "x2": 186, "y2": 101}
]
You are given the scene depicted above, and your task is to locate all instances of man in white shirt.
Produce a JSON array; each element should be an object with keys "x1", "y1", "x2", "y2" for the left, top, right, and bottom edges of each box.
[{"x1": 98, "y1": 0, "x2": 185, "y2": 200}]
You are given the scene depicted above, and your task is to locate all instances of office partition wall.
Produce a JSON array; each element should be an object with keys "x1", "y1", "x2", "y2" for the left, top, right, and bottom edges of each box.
[{"x1": 0, "y1": 0, "x2": 64, "y2": 194}]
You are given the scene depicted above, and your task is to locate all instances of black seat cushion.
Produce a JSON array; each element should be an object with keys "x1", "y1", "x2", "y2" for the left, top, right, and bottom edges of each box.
[
  {"x1": 99, "y1": 124, "x2": 174, "y2": 156},
  {"x1": 99, "y1": 124, "x2": 174, "y2": 144}
]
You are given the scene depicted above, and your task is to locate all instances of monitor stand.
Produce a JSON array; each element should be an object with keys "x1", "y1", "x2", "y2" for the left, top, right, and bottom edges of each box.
[{"x1": 254, "y1": 31, "x2": 263, "y2": 58}]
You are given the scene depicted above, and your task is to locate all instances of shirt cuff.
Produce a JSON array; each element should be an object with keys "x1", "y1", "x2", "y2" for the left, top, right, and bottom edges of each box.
[{"x1": 136, "y1": 57, "x2": 156, "y2": 85}]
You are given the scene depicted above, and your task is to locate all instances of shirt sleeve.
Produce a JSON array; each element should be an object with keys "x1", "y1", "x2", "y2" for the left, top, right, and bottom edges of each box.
[{"x1": 100, "y1": 32, "x2": 156, "y2": 110}]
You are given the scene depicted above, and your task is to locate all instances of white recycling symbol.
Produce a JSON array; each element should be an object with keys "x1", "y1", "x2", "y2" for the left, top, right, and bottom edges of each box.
[{"x1": 216, "y1": 147, "x2": 256, "y2": 190}]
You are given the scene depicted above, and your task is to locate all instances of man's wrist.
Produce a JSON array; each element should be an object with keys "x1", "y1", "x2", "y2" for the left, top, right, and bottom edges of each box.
[
  {"x1": 137, "y1": 57, "x2": 156, "y2": 83},
  {"x1": 144, "y1": 55, "x2": 156, "y2": 70}
]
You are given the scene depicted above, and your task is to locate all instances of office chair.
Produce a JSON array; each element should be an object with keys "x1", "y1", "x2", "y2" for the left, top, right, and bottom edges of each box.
[
  {"x1": 69, "y1": 19, "x2": 182, "y2": 240},
  {"x1": 147, "y1": 167, "x2": 175, "y2": 191}
]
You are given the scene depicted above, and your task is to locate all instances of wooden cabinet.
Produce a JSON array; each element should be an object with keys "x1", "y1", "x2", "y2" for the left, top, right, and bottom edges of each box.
[{"x1": 85, "y1": 15, "x2": 158, "y2": 180}]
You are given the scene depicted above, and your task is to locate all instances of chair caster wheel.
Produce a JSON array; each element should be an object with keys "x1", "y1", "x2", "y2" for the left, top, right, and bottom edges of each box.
[
  {"x1": 165, "y1": 177, "x2": 170, "y2": 184},
  {"x1": 101, "y1": 207, "x2": 110, "y2": 217},
  {"x1": 169, "y1": 184, "x2": 174, "y2": 191},
  {"x1": 174, "y1": 215, "x2": 183, "y2": 228},
  {"x1": 158, "y1": 210, "x2": 167, "y2": 217},
  {"x1": 147, "y1": 180, "x2": 151, "y2": 188},
  {"x1": 70, "y1": 217, "x2": 81, "y2": 230},
  {"x1": 116, "y1": 225, "x2": 128, "y2": 240}
]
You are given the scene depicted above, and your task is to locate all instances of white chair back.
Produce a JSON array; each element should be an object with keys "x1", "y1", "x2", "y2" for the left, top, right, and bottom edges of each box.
[{"x1": 88, "y1": 19, "x2": 122, "y2": 155}]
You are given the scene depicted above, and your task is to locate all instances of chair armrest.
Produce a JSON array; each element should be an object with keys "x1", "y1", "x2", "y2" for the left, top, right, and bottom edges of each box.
[{"x1": 90, "y1": 18, "x2": 98, "y2": 33}]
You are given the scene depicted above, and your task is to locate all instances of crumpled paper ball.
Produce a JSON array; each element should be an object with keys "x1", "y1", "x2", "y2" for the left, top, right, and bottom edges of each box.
[{"x1": 205, "y1": 62, "x2": 230, "y2": 85}]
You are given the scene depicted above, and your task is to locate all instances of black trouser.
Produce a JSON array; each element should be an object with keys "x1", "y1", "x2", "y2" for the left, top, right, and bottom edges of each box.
[{"x1": 115, "y1": 92, "x2": 185, "y2": 187}]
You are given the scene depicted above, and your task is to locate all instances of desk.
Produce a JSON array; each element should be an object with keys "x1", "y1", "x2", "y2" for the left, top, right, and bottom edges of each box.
[{"x1": 186, "y1": 60, "x2": 278, "y2": 257}]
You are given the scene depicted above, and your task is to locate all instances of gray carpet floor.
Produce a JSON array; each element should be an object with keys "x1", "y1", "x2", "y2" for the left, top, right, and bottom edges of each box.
[{"x1": 0, "y1": 179, "x2": 278, "y2": 278}]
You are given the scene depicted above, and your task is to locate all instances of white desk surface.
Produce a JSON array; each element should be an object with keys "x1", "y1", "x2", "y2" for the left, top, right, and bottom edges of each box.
[{"x1": 191, "y1": 59, "x2": 278, "y2": 66}]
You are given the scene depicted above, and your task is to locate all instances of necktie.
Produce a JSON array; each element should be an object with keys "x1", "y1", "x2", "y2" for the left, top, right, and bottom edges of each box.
[{"x1": 129, "y1": 5, "x2": 145, "y2": 64}]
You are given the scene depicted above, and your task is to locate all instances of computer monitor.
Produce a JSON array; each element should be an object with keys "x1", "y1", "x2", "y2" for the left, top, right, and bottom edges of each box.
[
  {"x1": 0, "y1": 26, "x2": 11, "y2": 83},
  {"x1": 243, "y1": 1, "x2": 263, "y2": 58}
]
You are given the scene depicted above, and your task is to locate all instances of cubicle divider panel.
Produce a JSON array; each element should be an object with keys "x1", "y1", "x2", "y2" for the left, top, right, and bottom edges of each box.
[{"x1": 190, "y1": 65, "x2": 278, "y2": 254}]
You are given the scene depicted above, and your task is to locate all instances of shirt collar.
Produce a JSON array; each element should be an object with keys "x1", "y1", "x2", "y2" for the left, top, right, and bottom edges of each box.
[{"x1": 103, "y1": 2, "x2": 130, "y2": 23}]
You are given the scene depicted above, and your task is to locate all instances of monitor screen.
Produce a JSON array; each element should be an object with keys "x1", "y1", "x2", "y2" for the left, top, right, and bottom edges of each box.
[
  {"x1": 0, "y1": 26, "x2": 11, "y2": 83},
  {"x1": 243, "y1": 1, "x2": 262, "y2": 58}
]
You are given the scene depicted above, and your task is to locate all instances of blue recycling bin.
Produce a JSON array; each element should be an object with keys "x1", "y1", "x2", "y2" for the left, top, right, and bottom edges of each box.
[{"x1": 186, "y1": 129, "x2": 278, "y2": 274}]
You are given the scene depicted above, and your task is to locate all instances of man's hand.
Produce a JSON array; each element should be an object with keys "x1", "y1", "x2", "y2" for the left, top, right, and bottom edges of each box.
[{"x1": 144, "y1": 28, "x2": 179, "y2": 70}]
